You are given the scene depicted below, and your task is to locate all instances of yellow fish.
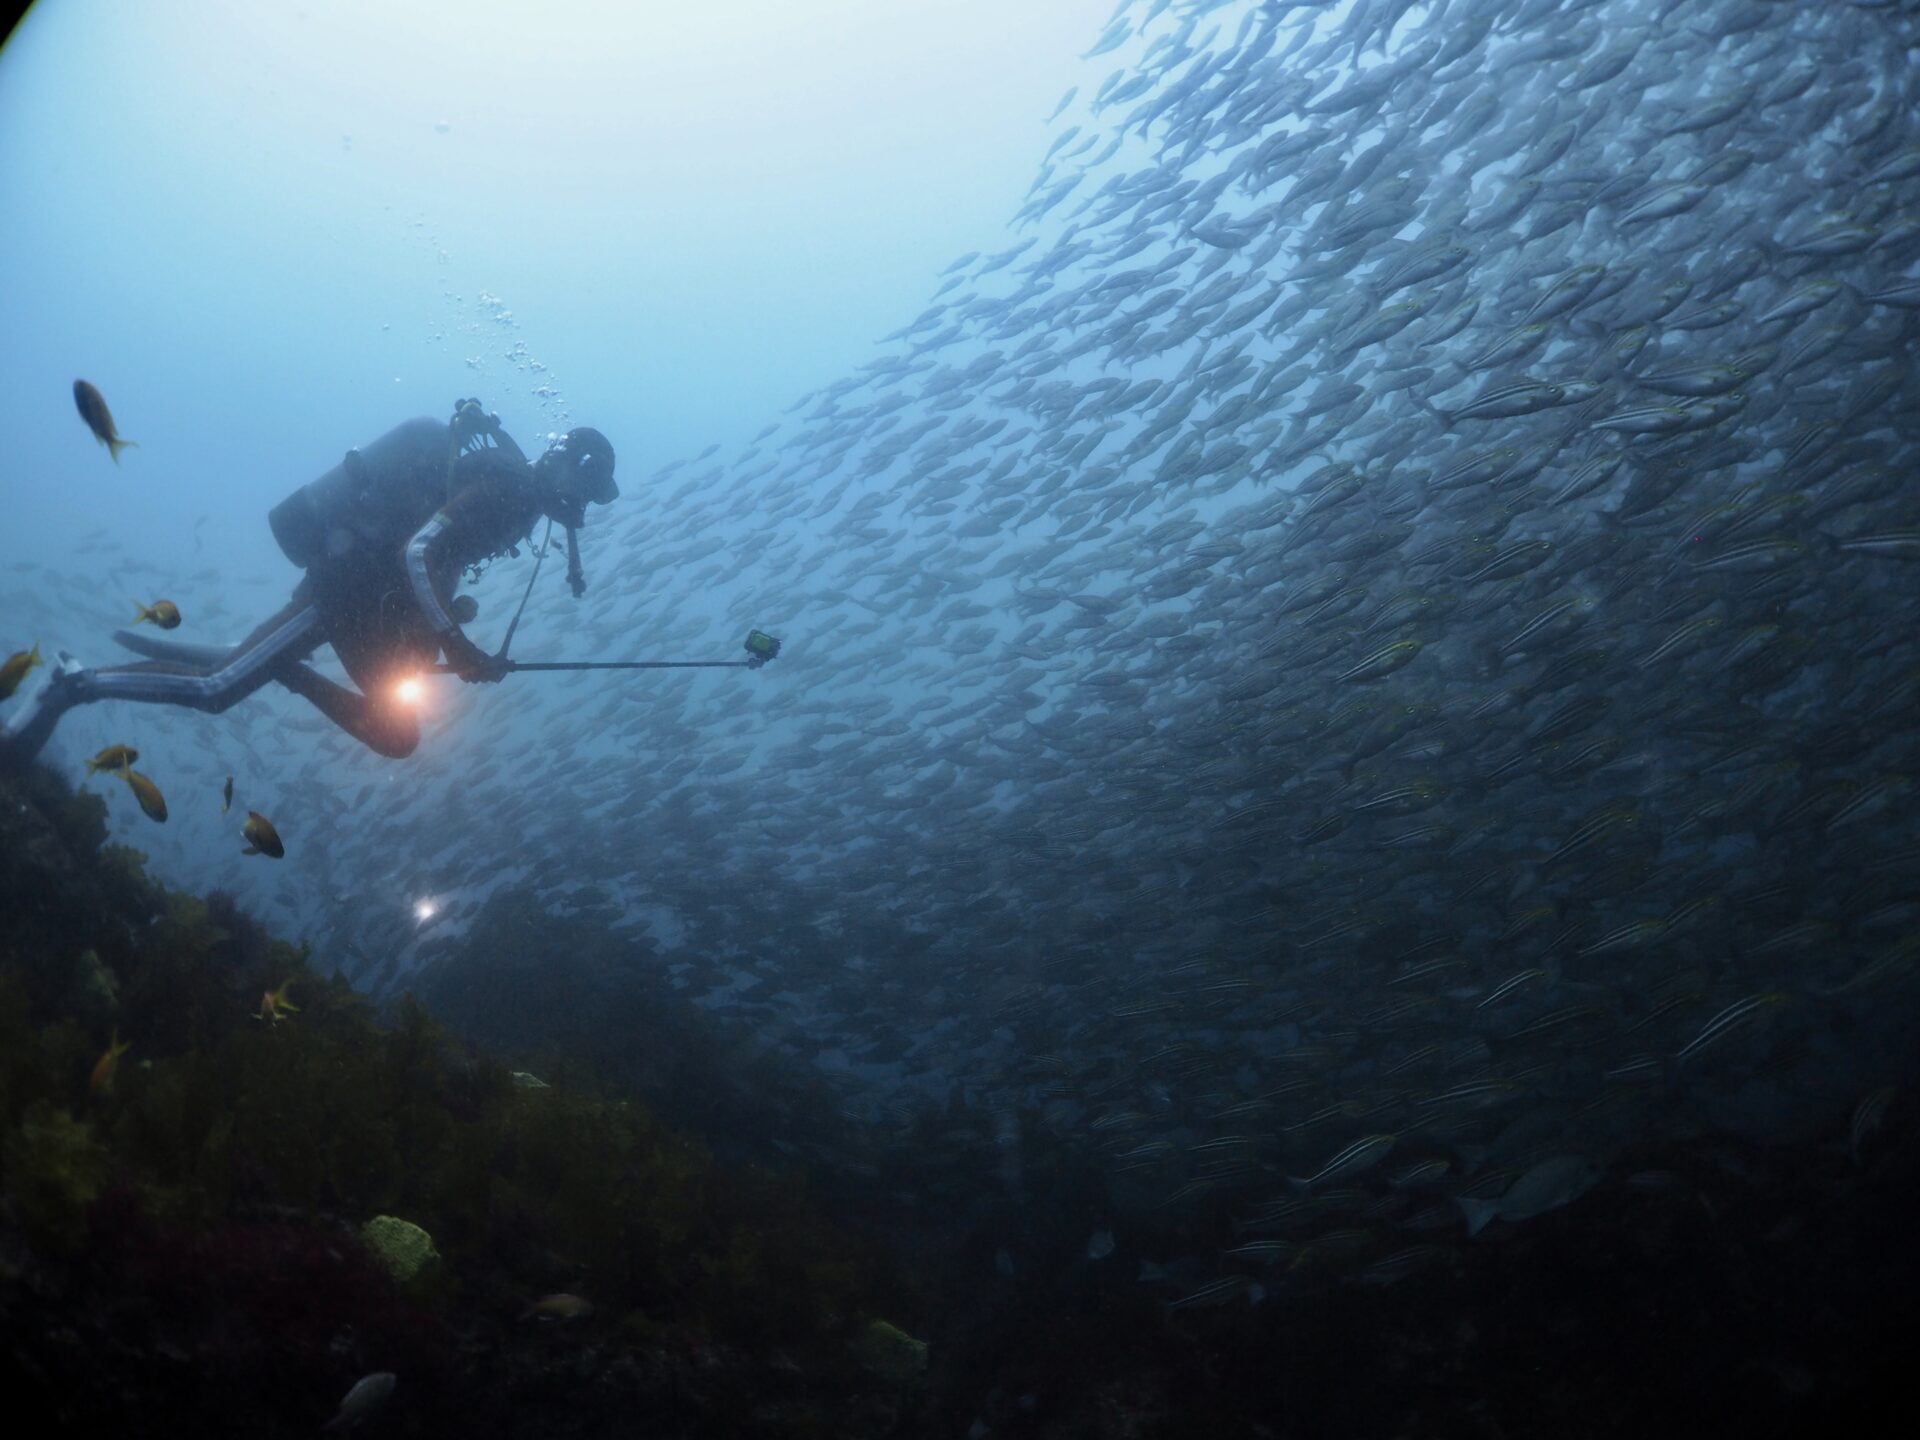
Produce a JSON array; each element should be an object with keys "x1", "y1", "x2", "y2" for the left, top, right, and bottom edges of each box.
[
  {"x1": 242, "y1": 810, "x2": 284, "y2": 858},
  {"x1": 133, "y1": 600, "x2": 182, "y2": 629},
  {"x1": 74, "y1": 379, "x2": 136, "y2": 464},
  {"x1": 0, "y1": 644, "x2": 41, "y2": 701},
  {"x1": 90, "y1": 1028, "x2": 132, "y2": 1096},
  {"x1": 521, "y1": 1293, "x2": 594, "y2": 1320},
  {"x1": 86, "y1": 744, "x2": 139, "y2": 776},
  {"x1": 122, "y1": 769, "x2": 168, "y2": 823},
  {"x1": 256, "y1": 979, "x2": 299, "y2": 1024}
]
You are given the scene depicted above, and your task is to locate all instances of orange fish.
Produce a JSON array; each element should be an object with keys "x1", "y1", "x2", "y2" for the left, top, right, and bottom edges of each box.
[
  {"x1": 121, "y1": 768, "x2": 168, "y2": 822},
  {"x1": 1, "y1": 644, "x2": 41, "y2": 701},
  {"x1": 90, "y1": 1028, "x2": 132, "y2": 1096},
  {"x1": 74, "y1": 379, "x2": 136, "y2": 463},
  {"x1": 242, "y1": 811, "x2": 284, "y2": 858},
  {"x1": 133, "y1": 600, "x2": 181, "y2": 629},
  {"x1": 86, "y1": 744, "x2": 139, "y2": 776}
]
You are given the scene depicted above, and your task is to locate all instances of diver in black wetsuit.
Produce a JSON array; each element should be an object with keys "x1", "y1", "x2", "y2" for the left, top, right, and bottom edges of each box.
[{"x1": 1, "y1": 399, "x2": 618, "y2": 762}]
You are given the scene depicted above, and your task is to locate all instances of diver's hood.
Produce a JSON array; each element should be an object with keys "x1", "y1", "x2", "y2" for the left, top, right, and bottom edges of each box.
[{"x1": 543, "y1": 426, "x2": 618, "y2": 507}]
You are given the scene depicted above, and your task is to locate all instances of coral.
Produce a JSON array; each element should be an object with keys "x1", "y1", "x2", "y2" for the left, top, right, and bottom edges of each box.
[{"x1": 359, "y1": 1213, "x2": 441, "y2": 1285}]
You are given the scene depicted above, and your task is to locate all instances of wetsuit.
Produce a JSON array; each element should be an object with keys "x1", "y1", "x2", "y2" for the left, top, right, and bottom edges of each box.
[{"x1": 5, "y1": 416, "x2": 548, "y2": 761}]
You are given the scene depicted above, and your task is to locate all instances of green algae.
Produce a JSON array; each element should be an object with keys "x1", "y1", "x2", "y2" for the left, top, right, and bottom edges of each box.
[
  {"x1": 360, "y1": 1214, "x2": 441, "y2": 1286},
  {"x1": 4, "y1": 1100, "x2": 111, "y2": 1250}
]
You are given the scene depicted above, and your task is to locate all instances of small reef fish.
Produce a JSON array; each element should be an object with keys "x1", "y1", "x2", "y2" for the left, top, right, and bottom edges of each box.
[
  {"x1": 74, "y1": 379, "x2": 136, "y2": 463},
  {"x1": 221, "y1": 774, "x2": 233, "y2": 814},
  {"x1": 521, "y1": 1293, "x2": 594, "y2": 1320},
  {"x1": 90, "y1": 1028, "x2": 131, "y2": 1096},
  {"x1": 322, "y1": 1372, "x2": 396, "y2": 1432},
  {"x1": 132, "y1": 600, "x2": 181, "y2": 629},
  {"x1": 0, "y1": 644, "x2": 41, "y2": 701},
  {"x1": 86, "y1": 744, "x2": 139, "y2": 776},
  {"x1": 121, "y1": 769, "x2": 168, "y2": 823},
  {"x1": 242, "y1": 810, "x2": 284, "y2": 858},
  {"x1": 256, "y1": 979, "x2": 298, "y2": 1024}
]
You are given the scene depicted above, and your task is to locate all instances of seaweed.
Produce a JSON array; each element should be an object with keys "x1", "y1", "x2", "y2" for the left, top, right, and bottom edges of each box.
[{"x1": 3, "y1": 1100, "x2": 112, "y2": 1250}]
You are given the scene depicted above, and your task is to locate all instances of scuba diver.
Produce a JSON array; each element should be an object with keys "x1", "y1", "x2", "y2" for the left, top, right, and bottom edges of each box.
[{"x1": 2, "y1": 399, "x2": 618, "y2": 763}]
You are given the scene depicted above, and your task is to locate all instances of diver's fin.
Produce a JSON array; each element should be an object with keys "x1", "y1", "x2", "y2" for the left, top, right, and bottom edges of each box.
[{"x1": 111, "y1": 630, "x2": 237, "y2": 666}]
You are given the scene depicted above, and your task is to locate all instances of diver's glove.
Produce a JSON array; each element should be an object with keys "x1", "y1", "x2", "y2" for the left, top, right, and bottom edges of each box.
[{"x1": 442, "y1": 632, "x2": 511, "y2": 684}]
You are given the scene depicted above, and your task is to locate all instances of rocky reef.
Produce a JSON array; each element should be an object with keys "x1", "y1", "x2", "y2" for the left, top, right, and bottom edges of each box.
[{"x1": 0, "y1": 763, "x2": 917, "y2": 1438}]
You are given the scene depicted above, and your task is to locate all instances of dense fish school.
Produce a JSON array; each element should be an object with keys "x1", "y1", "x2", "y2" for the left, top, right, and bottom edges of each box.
[{"x1": 12, "y1": 0, "x2": 1919, "y2": 1303}]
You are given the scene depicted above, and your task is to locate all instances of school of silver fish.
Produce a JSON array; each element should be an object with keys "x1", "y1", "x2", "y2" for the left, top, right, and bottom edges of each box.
[{"x1": 11, "y1": 0, "x2": 1917, "y2": 1305}]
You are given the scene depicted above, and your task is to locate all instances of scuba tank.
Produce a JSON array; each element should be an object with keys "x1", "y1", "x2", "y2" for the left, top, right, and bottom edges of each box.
[{"x1": 268, "y1": 417, "x2": 453, "y2": 569}]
